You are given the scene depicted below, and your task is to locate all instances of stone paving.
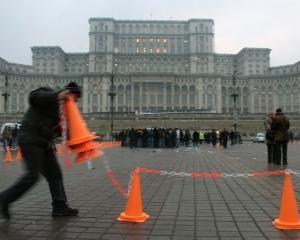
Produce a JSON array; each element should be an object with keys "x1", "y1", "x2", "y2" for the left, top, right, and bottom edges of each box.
[{"x1": 1, "y1": 142, "x2": 300, "y2": 239}]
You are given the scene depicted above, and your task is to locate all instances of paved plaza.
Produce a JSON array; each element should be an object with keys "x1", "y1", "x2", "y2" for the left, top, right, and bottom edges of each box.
[{"x1": 1, "y1": 142, "x2": 300, "y2": 240}]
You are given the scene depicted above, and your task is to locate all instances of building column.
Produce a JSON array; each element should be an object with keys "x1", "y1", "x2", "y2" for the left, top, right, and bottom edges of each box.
[
  {"x1": 179, "y1": 86, "x2": 182, "y2": 109},
  {"x1": 239, "y1": 88, "x2": 243, "y2": 113},
  {"x1": 226, "y1": 88, "x2": 229, "y2": 113},
  {"x1": 82, "y1": 77, "x2": 88, "y2": 113},
  {"x1": 163, "y1": 82, "x2": 167, "y2": 110},
  {"x1": 216, "y1": 79, "x2": 222, "y2": 113},
  {"x1": 131, "y1": 84, "x2": 134, "y2": 111},
  {"x1": 250, "y1": 93, "x2": 255, "y2": 113},
  {"x1": 187, "y1": 86, "x2": 190, "y2": 109},
  {"x1": 197, "y1": 81, "x2": 203, "y2": 110},
  {"x1": 139, "y1": 82, "x2": 142, "y2": 112},
  {"x1": 171, "y1": 83, "x2": 174, "y2": 110},
  {"x1": 98, "y1": 92, "x2": 101, "y2": 112}
]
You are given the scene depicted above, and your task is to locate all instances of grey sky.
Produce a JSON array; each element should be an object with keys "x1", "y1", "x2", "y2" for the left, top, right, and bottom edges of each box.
[{"x1": 0, "y1": 0, "x2": 299, "y2": 66}]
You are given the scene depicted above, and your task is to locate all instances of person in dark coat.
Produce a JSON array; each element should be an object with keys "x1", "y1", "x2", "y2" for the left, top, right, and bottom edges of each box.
[
  {"x1": 272, "y1": 108, "x2": 290, "y2": 165},
  {"x1": 220, "y1": 128, "x2": 229, "y2": 148},
  {"x1": 211, "y1": 129, "x2": 217, "y2": 147},
  {"x1": 0, "y1": 82, "x2": 81, "y2": 220},
  {"x1": 264, "y1": 112, "x2": 276, "y2": 164}
]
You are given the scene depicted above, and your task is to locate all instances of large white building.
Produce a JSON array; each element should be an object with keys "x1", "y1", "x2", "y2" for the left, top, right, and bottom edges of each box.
[{"x1": 0, "y1": 18, "x2": 300, "y2": 115}]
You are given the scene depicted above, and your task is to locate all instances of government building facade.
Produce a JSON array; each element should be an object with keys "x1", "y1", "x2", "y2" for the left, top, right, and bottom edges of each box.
[{"x1": 0, "y1": 17, "x2": 300, "y2": 115}]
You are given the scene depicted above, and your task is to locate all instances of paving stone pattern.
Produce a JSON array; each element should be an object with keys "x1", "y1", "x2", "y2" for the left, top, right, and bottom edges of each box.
[{"x1": 1, "y1": 142, "x2": 300, "y2": 239}]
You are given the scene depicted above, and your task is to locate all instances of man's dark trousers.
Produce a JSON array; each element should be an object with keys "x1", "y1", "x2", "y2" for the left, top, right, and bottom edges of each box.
[
  {"x1": 275, "y1": 141, "x2": 288, "y2": 165},
  {"x1": 0, "y1": 144, "x2": 67, "y2": 209}
]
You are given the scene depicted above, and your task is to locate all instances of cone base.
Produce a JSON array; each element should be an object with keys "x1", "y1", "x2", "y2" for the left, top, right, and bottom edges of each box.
[
  {"x1": 117, "y1": 212, "x2": 149, "y2": 223},
  {"x1": 74, "y1": 149, "x2": 103, "y2": 164},
  {"x1": 69, "y1": 141, "x2": 101, "y2": 154},
  {"x1": 67, "y1": 134, "x2": 97, "y2": 146},
  {"x1": 273, "y1": 218, "x2": 300, "y2": 229}
]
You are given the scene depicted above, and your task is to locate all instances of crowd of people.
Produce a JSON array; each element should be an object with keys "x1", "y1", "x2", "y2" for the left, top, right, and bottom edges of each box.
[
  {"x1": 0, "y1": 124, "x2": 20, "y2": 150},
  {"x1": 264, "y1": 108, "x2": 290, "y2": 166},
  {"x1": 116, "y1": 128, "x2": 242, "y2": 149}
]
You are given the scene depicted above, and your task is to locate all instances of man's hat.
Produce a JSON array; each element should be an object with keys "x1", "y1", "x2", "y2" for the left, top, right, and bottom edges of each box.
[{"x1": 64, "y1": 82, "x2": 82, "y2": 98}]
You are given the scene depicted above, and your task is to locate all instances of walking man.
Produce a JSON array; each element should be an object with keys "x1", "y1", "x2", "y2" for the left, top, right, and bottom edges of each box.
[
  {"x1": 272, "y1": 108, "x2": 290, "y2": 165},
  {"x1": 0, "y1": 82, "x2": 81, "y2": 219}
]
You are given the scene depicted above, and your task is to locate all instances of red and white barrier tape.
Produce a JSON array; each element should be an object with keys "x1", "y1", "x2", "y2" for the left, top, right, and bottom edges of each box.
[{"x1": 102, "y1": 152, "x2": 297, "y2": 199}]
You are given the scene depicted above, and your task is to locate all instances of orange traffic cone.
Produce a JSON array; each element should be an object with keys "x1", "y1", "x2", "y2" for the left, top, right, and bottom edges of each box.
[
  {"x1": 4, "y1": 147, "x2": 13, "y2": 164},
  {"x1": 118, "y1": 167, "x2": 149, "y2": 223},
  {"x1": 63, "y1": 96, "x2": 101, "y2": 164},
  {"x1": 64, "y1": 96, "x2": 97, "y2": 146},
  {"x1": 15, "y1": 148, "x2": 22, "y2": 161},
  {"x1": 273, "y1": 172, "x2": 300, "y2": 229},
  {"x1": 75, "y1": 149, "x2": 103, "y2": 164}
]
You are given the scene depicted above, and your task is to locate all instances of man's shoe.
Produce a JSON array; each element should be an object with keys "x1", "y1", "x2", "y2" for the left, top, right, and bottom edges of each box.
[
  {"x1": 0, "y1": 201, "x2": 10, "y2": 220},
  {"x1": 52, "y1": 206, "x2": 79, "y2": 217}
]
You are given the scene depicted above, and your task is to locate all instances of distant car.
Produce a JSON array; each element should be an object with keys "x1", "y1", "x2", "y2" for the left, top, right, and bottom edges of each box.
[{"x1": 252, "y1": 133, "x2": 265, "y2": 143}]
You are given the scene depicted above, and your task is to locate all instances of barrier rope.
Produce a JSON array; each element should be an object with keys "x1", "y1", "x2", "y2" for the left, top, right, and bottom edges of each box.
[{"x1": 102, "y1": 152, "x2": 299, "y2": 199}]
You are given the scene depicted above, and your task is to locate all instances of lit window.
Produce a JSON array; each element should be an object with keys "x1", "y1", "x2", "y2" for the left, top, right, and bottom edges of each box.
[
  {"x1": 156, "y1": 49, "x2": 160, "y2": 53},
  {"x1": 143, "y1": 48, "x2": 147, "y2": 53},
  {"x1": 150, "y1": 48, "x2": 153, "y2": 53},
  {"x1": 157, "y1": 39, "x2": 160, "y2": 42},
  {"x1": 163, "y1": 39, "x2": 167, "y2": 43},
  {"x1": 136, "y1": 38, "x2": 140, "y2": 43},
  {"x1": 150, "y1": 38, "x2": 154, "y2": 42},
  {"x1": 163, "y1": 49, "x2": 167, "y2": 53},
  {"x1": 136, "y1": 48, "x2": 140, "y2": 53}
]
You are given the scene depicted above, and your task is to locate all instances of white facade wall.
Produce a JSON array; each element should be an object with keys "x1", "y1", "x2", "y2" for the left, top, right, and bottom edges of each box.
[{"x1": 0, "y1": 18, "x2": 299, "y2": 114}]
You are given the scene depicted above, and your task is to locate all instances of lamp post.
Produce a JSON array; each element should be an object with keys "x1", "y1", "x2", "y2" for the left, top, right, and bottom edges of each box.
[
  {"x1": 108, "y1": 71, "x2": 116, "y2": 139},
  {"x1": 230, "y1": 71, "x2": 239, "y2": 133},
  {"x1": 1, "y1": 71, "x2": 10, "y2": 123}
]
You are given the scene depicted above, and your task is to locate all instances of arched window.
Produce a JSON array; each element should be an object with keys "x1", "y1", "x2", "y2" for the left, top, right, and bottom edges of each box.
[
  {"x1": 181, "y1": 85, "x2": 188, "y2": 109},
  {"x1": 189, "y1": 85, "x2": 196, "y2": 109}
]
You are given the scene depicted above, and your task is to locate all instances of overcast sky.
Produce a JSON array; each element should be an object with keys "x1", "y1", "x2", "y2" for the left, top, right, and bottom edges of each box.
[{"x1": 0, "y1": 0, "x2": 299, "y2": 66}]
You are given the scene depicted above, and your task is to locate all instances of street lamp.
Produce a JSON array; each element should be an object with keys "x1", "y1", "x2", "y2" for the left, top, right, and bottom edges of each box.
[
  {"x1": 1, "y1": 71, "x2": 10, "y2": 123},
  {"x1": 108, "y1": 71, "x2": 116, "y2": 139},
  {"x1": 230, "y1": 71, "x2": 239, "y2": 133}
]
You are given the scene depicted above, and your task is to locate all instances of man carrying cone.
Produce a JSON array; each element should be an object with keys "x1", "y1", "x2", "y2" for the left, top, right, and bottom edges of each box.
[{"x1": 0, "y1": 82, "x2": 81, "y2": 220}]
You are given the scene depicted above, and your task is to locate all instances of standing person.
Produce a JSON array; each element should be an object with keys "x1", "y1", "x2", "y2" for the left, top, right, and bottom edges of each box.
[
  {"x1": 264, "y1": 112, "x2": 276, "y2": 164},
  {"x1": 220, "y1": 128, "x2": 229, "y2": 148},
  {"x1": 11, "y1": 124, "x2": 19, "y2": 149},
  {"x1": 128, "y1": 128, "x2": 136, "y2": 149},
  {"x1": 272, "y1": 108, "x2": 290, "y2": 165},
  {"x1": 230, "y1": 130, "x2": 235, "y2": 145},
  {"x1": 0, "y1": 82, "x2": 81, "y2": 220},
  {"x1": 211, "y1": 129, "x2": 217, "y2": 147}
]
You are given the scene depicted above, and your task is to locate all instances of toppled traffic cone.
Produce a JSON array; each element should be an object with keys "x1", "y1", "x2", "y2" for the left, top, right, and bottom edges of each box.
[
  {"x1": 15, "y1": 148, "x2": 22, "y2": 161},
  {"x1": 75, "y1": 149, "x2": 103, "y2": 164},
  {"x1": 273, "y1": 172, "x2": 300, "y2": 229},
  {"x1": 64, "y1": 96, "x2": 97, "y2": 146},
  {"x1": 63, "y1": 96, "x2": 102, "y2": 164},
  {"x1": 118, "y1": 167, "x2": 149, "y2": 223},
  {"x1": 4, "y1": 147, "x2": 13, "y2": 163}
]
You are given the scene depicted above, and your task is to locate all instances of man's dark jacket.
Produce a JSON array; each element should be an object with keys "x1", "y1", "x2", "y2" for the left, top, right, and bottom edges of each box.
[
  {"x1": 18, "y1": 87, "x2": 61, "y2": 147},
  {"x1": 272, "y1": 112, "x2": 290, "y2": 141}
]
